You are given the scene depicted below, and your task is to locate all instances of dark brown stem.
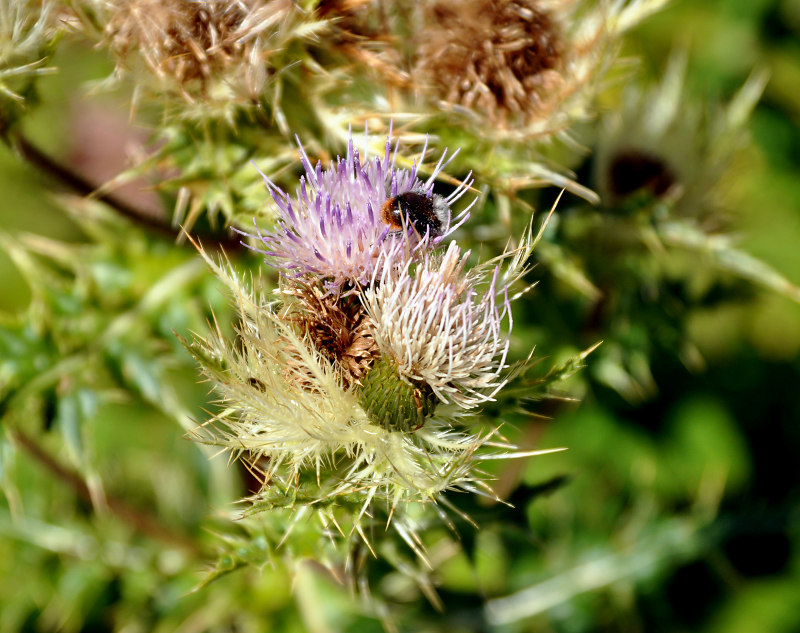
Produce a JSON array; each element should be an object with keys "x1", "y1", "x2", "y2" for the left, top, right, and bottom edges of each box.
[
  {"x1": 10, "y1": 132, "x2": 178, "y2": 237},
  {"x1": 4, "y1": 129, "x2": 243, "y2": 250},
  {"x1": 10, "y1": 426, "x2": 200, "y2": 554}
]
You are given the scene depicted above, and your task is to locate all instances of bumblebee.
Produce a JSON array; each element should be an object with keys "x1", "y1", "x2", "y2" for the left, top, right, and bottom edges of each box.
[{"x1": 381, "y1": 189, "x2": 450, "y2": 239}]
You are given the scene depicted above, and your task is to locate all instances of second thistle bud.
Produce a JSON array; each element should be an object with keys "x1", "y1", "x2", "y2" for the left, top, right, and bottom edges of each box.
[{"x1": 358, "y1": 355, "x2": 438, "y2": 432}]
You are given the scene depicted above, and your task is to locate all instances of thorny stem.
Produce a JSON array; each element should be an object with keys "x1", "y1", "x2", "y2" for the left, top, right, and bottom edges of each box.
[
  {"x1": 2, "y1": 127, "x2": 242, "y2": 250},
  {"x1": 10, "y1": 426, "x2": 200, "y2": 554}
]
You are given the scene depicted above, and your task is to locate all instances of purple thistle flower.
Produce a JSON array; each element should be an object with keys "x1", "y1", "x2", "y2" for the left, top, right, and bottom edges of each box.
[{"x1": 244, "y1": 128, "x2": 474, "y2": 291}]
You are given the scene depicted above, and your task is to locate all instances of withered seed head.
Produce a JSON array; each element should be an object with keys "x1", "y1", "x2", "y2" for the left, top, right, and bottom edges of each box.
[
  {"x1": 415, "y1": 0, "x2": 564, "y2": 124},
  {"x1": 105, "y1": 0, "x2": 289, "y2": 99},
  {"x1": 281, "y1": 280, "x2": 378, "y2": 389},
  {"x1": 107, "y1": 0, "x2": 242, "y2": 82}
]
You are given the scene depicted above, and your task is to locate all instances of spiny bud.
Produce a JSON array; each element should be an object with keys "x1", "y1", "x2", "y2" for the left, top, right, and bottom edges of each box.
[{"x1": 357, "y1": 355, "x2": 438, "y2": 432}]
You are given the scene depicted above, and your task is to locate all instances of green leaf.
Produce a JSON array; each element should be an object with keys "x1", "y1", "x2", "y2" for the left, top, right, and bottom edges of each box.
[
  {"x1": 194, "y1": 532, "x2": 272, "y2": 591},
  {"x1": 55, "y1": 388, "x2": 98, "y2": 468},
  {"x1": 658, "y1": 219, "x2": 800, "y2": 303}
]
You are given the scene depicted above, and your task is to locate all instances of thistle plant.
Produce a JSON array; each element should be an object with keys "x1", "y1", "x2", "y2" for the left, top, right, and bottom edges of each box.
[
  {"x1": 60, "y1": 0, "x2": 672, "y2": 233},
  {"x1": 67, "y1": 0, "x2": 332, "y2": 230},
  {"x1": 410, "y1": 0, "x2": 655, "y2": 135},
  {"x1": 364, "y1": 0, "x2": 672, "y2": 200},
  {"x1": 105, "y1": 0, "x2": 292, "y2": 102}
]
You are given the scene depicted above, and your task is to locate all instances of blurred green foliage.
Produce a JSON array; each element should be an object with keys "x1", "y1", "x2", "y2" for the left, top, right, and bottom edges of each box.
[{"x1": 1, "y1": 0, "x2": 800, "y2": 632}]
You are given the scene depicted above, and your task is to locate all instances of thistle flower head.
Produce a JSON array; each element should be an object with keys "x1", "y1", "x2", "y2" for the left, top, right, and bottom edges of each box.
[
  {"x1": 594, "y1": 52, "x2": 768, "y2": 222},
  {"x1": 245, "y1": 130, "x2": 473, "y2": 292},
  {"x1": 413, "y1": 0, "x2": 668, "y2": 136},
  {"x1": 416, "y1": 0, "x2": 564, "y2": 125},
  {"x1": 280, "y1": 278, "x2": 379, "y2": 388},
  {"x1": 184, "y1": 129, "x2": 554, "y2": 557},
  {"x1": 105, "y1": 0, "x2": 292, "y2": 102},
  {"x1": 187, "y1": 249, "x2": 509, "y2": 503},
  {"x1": 363, "y1": 240, "x2": 512, "y2": 411}
]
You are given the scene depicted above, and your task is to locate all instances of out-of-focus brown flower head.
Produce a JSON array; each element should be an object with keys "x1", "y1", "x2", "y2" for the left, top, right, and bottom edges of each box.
[
  {"x1": 105, "y1": 0, "x2": 292, "y2": 101},
  {"x1": 415, "y1": 0, "x2": 565, "y2": 125},
  {"x1": 411, "y1": 0, "x2": 667, "y2": 138}
]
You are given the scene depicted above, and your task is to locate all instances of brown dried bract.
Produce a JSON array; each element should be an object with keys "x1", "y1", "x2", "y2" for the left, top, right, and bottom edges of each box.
[
  {"x1": 415, "y1": 0, "x2": 565, "y2": 124},
  {"x1": 281, "y1": 280, "x2": 379, "y2": 389}
]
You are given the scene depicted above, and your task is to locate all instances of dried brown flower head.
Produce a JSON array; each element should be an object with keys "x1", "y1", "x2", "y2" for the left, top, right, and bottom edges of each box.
[
  {"x1": 281, "y1": 280, "x2": 378, "y2": 388},
  {"x1": 415, "y1": 0, "x2": 565, "y2": 124},
  {"x1": 106, "y1": 0, "x2": 291, "y2": 100},
  {"x1": 411, "y1": 0, "x2": 668, "y2": 137}
]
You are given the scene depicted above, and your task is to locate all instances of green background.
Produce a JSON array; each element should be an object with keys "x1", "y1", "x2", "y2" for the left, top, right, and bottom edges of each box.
[{"x1": 1, "y1": 1, "x2": 800, "y2": 631}]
